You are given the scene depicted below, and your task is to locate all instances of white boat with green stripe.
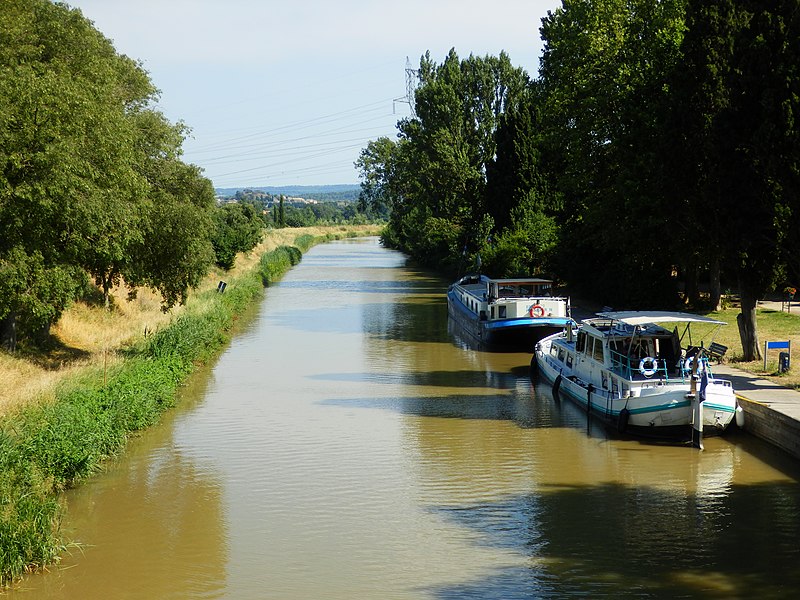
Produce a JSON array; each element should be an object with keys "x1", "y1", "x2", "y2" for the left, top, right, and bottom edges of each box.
[{"x1": 533, "y1": 311, "x2": 742, "y2": 445}]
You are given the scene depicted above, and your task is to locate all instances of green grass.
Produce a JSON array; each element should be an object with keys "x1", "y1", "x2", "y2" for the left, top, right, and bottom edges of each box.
[
  {"x1": 0, "y1": 237, "x2": 345, "y2": 586},
  {"x1": 706, "y1": 307, "x2": 800, "y2": 389}
]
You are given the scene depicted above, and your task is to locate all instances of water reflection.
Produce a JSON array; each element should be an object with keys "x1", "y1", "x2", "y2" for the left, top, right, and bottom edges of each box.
[
  {"x1": 406, "y1": 385, "x2": 800, "y2": 598},
  {"x1": 16, "y1": 438, "x2": 227, "y2": 598}
]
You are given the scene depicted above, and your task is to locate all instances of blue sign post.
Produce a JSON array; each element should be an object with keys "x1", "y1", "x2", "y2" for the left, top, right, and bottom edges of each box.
[{"x1": 764, "y1": 340, "x2": 791, "y2": 372}]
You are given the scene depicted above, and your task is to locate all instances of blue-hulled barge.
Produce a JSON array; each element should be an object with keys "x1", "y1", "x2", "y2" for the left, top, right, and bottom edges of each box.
[{"x1": 447, "y1": 275, "x2": 573, "y2": 349}]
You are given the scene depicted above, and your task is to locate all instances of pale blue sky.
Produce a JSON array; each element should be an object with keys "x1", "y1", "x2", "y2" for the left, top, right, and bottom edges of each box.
[{"x1": 65, "y1": 1, "x2": 560, "y2": 189}]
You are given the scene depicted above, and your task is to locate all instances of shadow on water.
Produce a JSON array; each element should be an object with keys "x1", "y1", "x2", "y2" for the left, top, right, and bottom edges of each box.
[
  {"x1": 320, "y1": 393, "x2": 564, "y2": 429},
  {"x1": 310, "y1": 367, "x2": 531, "y2": 389},
  {"x1": 314, "y1": 361, "x2": 800, "y2": 598},
  {"x1": 319, "y1": 381, "x2": 800, "y2": 598},
  {"x1": 422, "y1": 480, "x2": 800, "y2": 599},
  {"x1": 269, "y1": 299, "x2": 450, "y2": 343},
  {"x1": 278, "y1": 279, "x2": 444, "y2": 295}
]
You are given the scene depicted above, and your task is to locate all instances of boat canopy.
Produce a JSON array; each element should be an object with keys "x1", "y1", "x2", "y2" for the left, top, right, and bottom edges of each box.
[
  {"x1": 598, "y1": 311, "x2": 726, "y2": 326},
  {"x1": 489, "y1": 277, "x2": 553, "y2": 285}
]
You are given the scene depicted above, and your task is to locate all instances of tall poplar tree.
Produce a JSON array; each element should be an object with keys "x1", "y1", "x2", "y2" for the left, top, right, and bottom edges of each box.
[
  {"x1": 538, "y1": 0, "x2": 687, "y2": 306},
  {"x1": 717, "y1": 0, "x2": 800, "y2": 360},
  {"x1": 373, "y1": 50, "x2": 528, "y2": 271}
]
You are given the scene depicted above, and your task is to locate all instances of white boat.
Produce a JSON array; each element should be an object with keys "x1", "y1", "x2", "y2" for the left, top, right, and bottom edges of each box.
[
  {"x1": 447, "y1": 274, "x2": 573, "y2": 348},
  {"x1": 533, "y1": 311, "x2": 742, "y2": 446}
]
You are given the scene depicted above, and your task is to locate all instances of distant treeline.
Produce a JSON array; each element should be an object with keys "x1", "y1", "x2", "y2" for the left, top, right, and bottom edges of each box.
[
  {"x1": 224, "y1": 189, "x2": 385, "y2": 227},
  {"x1": 356, "y1": 0, "x2": 800, "y2": 361},
  {"x1": 217, "y1": 185, "x2": 361, "y2": 203}
]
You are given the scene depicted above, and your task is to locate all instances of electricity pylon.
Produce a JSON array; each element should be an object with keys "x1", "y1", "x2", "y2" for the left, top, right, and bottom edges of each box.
[{"x1": 393, "y1": 57, "x2": 418, "y2": 116}]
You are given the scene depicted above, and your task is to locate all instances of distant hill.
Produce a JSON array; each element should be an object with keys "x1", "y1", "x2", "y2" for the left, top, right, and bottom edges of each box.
[{"x1": 216, "y1": 184, "x2": 360, "y2": 202}]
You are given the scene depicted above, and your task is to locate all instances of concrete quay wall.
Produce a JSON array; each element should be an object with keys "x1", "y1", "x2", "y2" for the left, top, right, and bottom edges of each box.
[{"x1": 738, "y1": 397, "x2": 800, "y2": 460}]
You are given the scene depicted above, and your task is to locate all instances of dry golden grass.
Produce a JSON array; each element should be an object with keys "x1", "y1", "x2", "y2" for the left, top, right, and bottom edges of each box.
[{"x1": 0, "y1": 225, "x2": 381, "y2": 414}]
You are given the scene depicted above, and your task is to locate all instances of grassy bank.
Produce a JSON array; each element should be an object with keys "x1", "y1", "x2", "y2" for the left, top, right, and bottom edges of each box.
[
  {"x1": 0, "y1": 226, "x2": 379, "y2": 585},
  {"x1": 707, "y1": 306, "x2": 799, "y2": 389}
]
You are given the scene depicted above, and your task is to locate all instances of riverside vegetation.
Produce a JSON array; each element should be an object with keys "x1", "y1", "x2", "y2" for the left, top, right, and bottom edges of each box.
[{"x1": 0, "y1": 225, "x2": 379, "y2": 586}]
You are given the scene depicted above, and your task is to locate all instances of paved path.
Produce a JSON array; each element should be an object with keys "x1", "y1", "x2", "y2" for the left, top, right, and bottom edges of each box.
[{"x1": 758, "y1": 299, "x2": 797, "y2": 313}]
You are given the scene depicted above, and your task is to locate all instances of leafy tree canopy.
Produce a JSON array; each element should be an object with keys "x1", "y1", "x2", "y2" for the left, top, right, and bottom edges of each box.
[{"x1": 0, "y1": 0, "x2": 217, "y2": 347}]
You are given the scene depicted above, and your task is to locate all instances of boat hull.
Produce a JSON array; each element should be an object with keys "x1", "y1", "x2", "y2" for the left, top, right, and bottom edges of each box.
[{"x1": 447, "y1": 291, "x2": 570, "y2": 349}]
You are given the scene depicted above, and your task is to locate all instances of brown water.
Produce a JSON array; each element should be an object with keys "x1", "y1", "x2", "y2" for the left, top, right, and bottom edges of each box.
[{"x1": 8, "y1": 237, "x2": 800, "y2": 599}]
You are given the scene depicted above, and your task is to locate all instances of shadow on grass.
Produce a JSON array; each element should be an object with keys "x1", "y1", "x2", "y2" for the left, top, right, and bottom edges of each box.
[{"x1": 16, "y1": 336, "x2": 91, "y2": 371}]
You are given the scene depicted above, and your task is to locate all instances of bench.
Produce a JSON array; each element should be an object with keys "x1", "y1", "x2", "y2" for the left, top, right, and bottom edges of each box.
[{"x1": 707, "y1": 342, "x2": 728, "y2": 363}]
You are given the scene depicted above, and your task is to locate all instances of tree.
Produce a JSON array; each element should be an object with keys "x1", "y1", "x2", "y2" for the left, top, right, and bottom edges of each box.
[
  {"x1": 0, "y1": 0, "x2": 152, "y2": 340},
  {"x1": 484, "y1": 87, "x2": 561, "y2": 276},
  {"x1": 538, "y1": 0, "x2": 688, "y2": 307},
  {"x1": 355, "y1": 136, "x2": 397, "y2": 220},
  {"x1": 211, "y1": 203, "x2": 264, "y2": 270},
  {"x1": 0, "y1": 249, "x2": 85, "y2": 350},
  {"x1": 716, "y1": 0, "x2": 800, "y2": 360},
  {"x1": 0, "y1": 1, "x2": 218, "y2": 337},
  {"x1": 664, "y1": 0, "x2": 800, "y2": 360},
  {"x1": 127, "y1": 155, "x2": 216, "y2": 311},
  {"x1": 361, "y1": 50, "x2": 529, "y2": 272},
  {"x1": 662, "y1": 0, "x2": 744, "y2": 311}
]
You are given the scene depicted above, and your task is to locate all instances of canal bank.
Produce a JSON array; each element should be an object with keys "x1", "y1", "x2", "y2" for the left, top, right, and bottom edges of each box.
[{"x1": 713, "y1": 365, "x2": 800, "y2": 460}]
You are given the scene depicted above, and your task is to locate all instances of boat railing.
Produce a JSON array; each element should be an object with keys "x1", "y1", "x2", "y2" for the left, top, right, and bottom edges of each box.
[
  {"x1": 609, "y1": 349, "x2": 712, "y2": 384},
  {"x1": 608, "y1": 349, "x2": 637, "y2": 380}
]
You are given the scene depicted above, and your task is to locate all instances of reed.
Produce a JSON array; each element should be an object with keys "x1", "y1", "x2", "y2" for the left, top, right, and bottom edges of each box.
[{"x1": 0, "y1": 227, "x2": 379, "y2": 585}]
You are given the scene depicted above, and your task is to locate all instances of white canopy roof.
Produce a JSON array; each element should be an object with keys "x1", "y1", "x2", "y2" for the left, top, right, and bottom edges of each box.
[{"x1": 597, "y1": 311, "x2": 727, "y2": 326}]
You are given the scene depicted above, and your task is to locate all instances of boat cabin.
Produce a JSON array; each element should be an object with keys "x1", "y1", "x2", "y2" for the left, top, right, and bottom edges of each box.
[
  {"x1": 487, "y1": 278, "x2": 554, "y2": 301},
  {"x1": 552, "y1": 312, "x2": 725, "y2": 389},
  {"x1": 576, "y1": 319, "x2": 681, "y2": 378}
]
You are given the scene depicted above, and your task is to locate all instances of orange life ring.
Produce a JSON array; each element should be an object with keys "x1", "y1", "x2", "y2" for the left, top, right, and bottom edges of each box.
[{"x1": 529, "y1": 304, "x2": 545, "y2": 318}]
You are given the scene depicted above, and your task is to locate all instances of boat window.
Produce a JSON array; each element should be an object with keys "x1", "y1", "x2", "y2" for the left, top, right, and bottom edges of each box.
[
  {"x1": 593, "y1": 337, "x2": 604, "y2": 362},
  {"x1": 499, "y1": 306, "x2": 506, "y2": 319},
  {"x1": 550, "y1": 345, "x2": 558, "y2": 357},
  {"x1": 566, "y1": 354, "x2": 573, "y2": 368},
  {"x1": 602, "y1": 373, "x2": 609, "y2": 390},
  {"x1": 558, "y1": 348, "x2": 565, "y2": 362},
  {"x1": 576, "y1": 331, "x2": 586, "y2": 353},
  {"x1": 611, "y1": 378, "x2": 619, "y2": 395}
]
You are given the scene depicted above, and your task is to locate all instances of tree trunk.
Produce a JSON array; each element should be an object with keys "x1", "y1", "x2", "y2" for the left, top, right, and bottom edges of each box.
[
  {"x1": 684, "y1": 263, "x2": 700, "y2": 306},
  {"x1": 0, "y1": 312, "x2": 17, "y2": 352},
  {"x1": 709, "y1": 257, "x2": 722, "y2": 311},
  {"x1": 103, "y1": 277, "x2": 111, "y2": 310},
  {"x1": 33, "y1": 321, "x2": 52, "y2": 346},
  {"x1": 737, "y1": 291, "x2": 761, "y2": 361}
]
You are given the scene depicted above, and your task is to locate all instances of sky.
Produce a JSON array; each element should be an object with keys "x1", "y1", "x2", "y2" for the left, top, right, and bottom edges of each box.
[{"x1": 65, "y1": 1, "x2": 561, "y2": 190}]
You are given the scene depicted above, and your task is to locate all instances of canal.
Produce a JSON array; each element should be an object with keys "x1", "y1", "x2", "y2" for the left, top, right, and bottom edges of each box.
[{"x1": 9, "y1": 237, "x2": 800, "y2": 598}]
